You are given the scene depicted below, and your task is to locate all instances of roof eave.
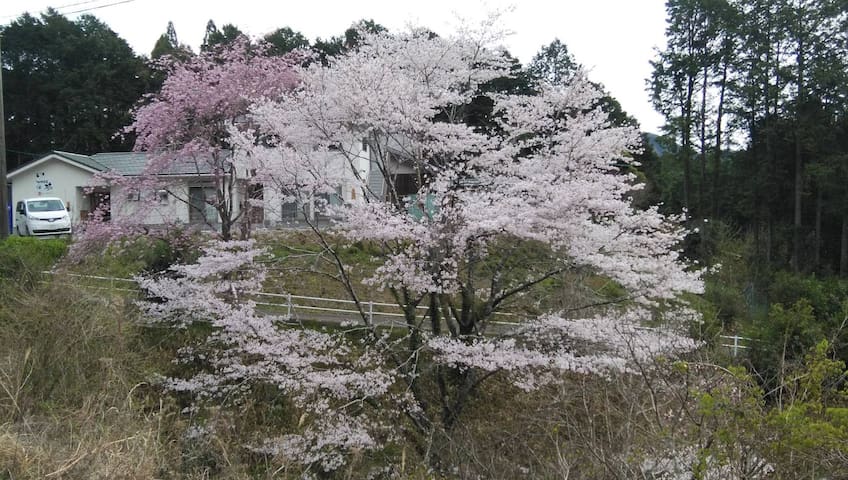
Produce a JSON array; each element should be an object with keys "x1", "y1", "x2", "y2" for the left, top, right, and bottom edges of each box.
[{"x1": 7, "y1": 152, "x2": 103, "y2": 179}]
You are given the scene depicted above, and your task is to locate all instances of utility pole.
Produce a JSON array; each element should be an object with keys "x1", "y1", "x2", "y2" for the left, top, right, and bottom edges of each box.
[{"x1": 0, "y1": 35, "x2": 8, "y2": 239}]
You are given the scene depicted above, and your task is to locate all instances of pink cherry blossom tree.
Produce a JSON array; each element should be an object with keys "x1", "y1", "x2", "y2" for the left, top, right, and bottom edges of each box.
[
  {"x1": 136, "y1": 239, "x2": 397, "y2": 472},
  {"x1": 239, "y1": 21, "x2": 704, "y2": 441},
  {"x1": 101, "y1": 38, "x2": 300, "y2": 243},
  {"x1": 139, "y1": 20, "x2": 706, "y2": 473}
]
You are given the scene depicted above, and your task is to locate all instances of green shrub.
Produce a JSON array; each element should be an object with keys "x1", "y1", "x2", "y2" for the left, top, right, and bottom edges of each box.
[
  {"x1": 748, "y1": 300, "x2": 828, "y2": 391},
  {"x1": 0, "y1": 236, "x2": 67, "y2": 287},
  {"x1": 74, "y1": 231, "x2": 202, "y2": 279},
  {"x1": 744, "y1": 274, "x2": 848, "y2": 376},
  {"x1": 767, "y1": 272, "x2": 848, "y2": 324},
  {"x1": 700, "y1": 222, "x2": 758, "y2": 330}
]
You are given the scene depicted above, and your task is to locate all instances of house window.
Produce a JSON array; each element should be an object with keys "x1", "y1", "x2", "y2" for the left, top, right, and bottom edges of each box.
[
  {"x1": 315, "y1": 189, "x2": 343, "y2": 220},
  {"x1": 360, "y1": 138, "x2": 369, "y2": 153},
  {"x1": 280, "y1": 188, "x2": 303, "y2": 221},
  {"x1": 281, "y1": 201, "x2": 300, "y2": 220},
  {"x1": 394, "y1": 174, "x2": 419, "y2": 197}
]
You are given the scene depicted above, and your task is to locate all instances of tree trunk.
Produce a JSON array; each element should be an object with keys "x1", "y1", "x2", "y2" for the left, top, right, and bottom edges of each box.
[
  {"x1": 791, "y1": 22, "x2": 806, "y2": 273},
  {"x1": 699, "y1": 62, "x2": 708, "y2": 217},
  {"x1": 792, "y1": 111, "x2": 803, "y2": 273},
  {"x1": 841, "y1": 213, "x2": 848, "y2": 276},
  {"x1": 682, "y1": 83, "x2": 694, "y2": 217},
  {"x1": 750, "y1": 120, "x2": 761, "y2": 261},
  {"x1": 429, "y1": 293, "x2": 442, "y2": 335},
  {"x1": 814, "y1": 186, "x2": 822, "y2": 271},
  {"x1": 712, "y1": 53, "x2": 729, "y2": 220},
  {"x1": 766, "y1": 214, "x2": 773, "y2": 267}
]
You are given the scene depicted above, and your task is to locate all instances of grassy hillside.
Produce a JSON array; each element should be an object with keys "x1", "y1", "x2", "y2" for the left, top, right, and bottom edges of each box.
[{"x1": 2, "y1": 234, "x2": 847, "y2": 479}]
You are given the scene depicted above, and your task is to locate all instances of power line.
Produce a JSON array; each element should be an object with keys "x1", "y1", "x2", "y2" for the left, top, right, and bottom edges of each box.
[
  {"x1": 54, "y1": 0, "x2": 109, "y2": 11},
  {"x1": 5, "y1": 149, "x2": 41, "y2": 158},
  {"x1": 59, "y1": 0, "x2": 136, "y2": 16},
  {"x1": 2, "y1": 0, "x2": 136, "y2": 20}
]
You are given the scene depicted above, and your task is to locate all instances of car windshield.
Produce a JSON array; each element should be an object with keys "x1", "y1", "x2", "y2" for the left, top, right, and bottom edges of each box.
[{"x1": 27, "y1": 199, "x2": 65, "y2": 212}]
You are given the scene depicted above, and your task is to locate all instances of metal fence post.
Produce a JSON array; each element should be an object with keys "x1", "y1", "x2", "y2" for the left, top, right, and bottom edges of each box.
[
  {"x1": 368, "y1": 300, "x2": 373, "y2": 326},
  {"x1": 287, "y1": 293, "x2": 292, "y2": 318},
  {"x1": 732, "y1": 335, "x2": 739, "y2": 357}
]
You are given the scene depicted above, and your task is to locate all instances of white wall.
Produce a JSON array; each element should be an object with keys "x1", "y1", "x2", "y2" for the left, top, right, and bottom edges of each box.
[
  {"x1": 341, "y1": 141, "x2": 370, "y2": 204},
  {"x1": 112, "y1": 180, "x2": 239, "y2": 229},
  {"x1": 111, "y1": 183, "x2": 190, "y2": 225},
  {"x1": 258, "y1": 143, "x2": 367, "y2": 227}
]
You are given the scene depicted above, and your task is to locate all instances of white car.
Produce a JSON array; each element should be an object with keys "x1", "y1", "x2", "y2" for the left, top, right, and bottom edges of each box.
[{"x1": 15, "y1": 197, "x2": 72, "y2": 237}]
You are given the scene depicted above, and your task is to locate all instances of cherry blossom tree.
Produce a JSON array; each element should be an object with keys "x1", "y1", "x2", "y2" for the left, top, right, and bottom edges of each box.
[
  {"x1": 139, "y1": 21, "x2": 706, "y2": 473},
  {"x1": 243, "y1": 21, "x2": 702, "y2": 447},
  {"x1": 136, "y1": 240, "x2": 397, "y2": 472},
  {"x1": 100, "y1": 38, "x2": 299, "y2": 243}
]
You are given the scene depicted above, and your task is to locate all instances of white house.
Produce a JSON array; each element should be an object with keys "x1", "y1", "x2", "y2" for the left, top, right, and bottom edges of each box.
[
  {"x1": 270, "y1": 139, "x2": 371, "y2": 224},
  {"x1": 7, "y1": 151, "x2": 110, "y2": 226},
  {"x1": 364, "y1": 135, "x2": 423, "y2": 201},
  {"x1": 7, "y1": 148, "x2": 367, "y2": 232}
]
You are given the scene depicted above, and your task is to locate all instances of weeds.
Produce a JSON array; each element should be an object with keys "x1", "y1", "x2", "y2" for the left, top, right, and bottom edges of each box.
[{"x1": 2, "y1": 230, "x2": 847, "y2": 478}]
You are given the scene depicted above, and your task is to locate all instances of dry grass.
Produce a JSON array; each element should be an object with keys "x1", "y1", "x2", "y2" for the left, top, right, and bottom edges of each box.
[
  {"x1": 3, "y1": 269, "x2": 841, "y2": 479},
  {"x1": 0, "y1": 268, "x2": 302, "y2": 479},
  {"x1": 12, "y1": 234, "x2": 837, "y2": 479},
  {"x1": 0, "y1": 277, "x2": 180, "y2": 479},
  {"x1": 1, "y1": 402, "x2": 165, "y2": 478}
]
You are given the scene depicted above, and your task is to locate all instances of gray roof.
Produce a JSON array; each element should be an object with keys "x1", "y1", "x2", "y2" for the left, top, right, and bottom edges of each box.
[
  {"x1": 52, "y1": 150, "x2": 109, "y2": 172},
  {"x1": 12, "y1": 150, "x2": 223, "y2": 177},
  {"x1": 93, "y1": 152, "x2": 222, "y2": 176},
  {"x1": 91, "y1": 152, "x2": 150, "y2": 176}
]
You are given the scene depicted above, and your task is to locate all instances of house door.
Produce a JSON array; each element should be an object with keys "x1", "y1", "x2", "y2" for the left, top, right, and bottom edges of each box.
[
  {"x1": 247, "y1": 184, "x2": 264, "y2": 225},
  {"x1": 189, "y1": 187, "x2": 217, "y2": 224},
  {"x1": 83, "y1": 189, "x2": 111, "y2": 221}
]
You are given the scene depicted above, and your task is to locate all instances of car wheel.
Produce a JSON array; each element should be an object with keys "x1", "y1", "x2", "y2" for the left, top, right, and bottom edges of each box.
[{"x1": 16, "y1": 224, "x2": 22, "y2": 236}]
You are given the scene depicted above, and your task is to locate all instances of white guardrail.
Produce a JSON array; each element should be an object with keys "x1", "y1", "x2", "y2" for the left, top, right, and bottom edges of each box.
[
  {"x1": 42, "y1": 271, "x2": 755, "y2": 354},
  {"x1": 718, "y1": 334, "x2": 751, "y2": 357},
  {"x1": 43, "y1": 271, "x2": 520, "y2": 327}
]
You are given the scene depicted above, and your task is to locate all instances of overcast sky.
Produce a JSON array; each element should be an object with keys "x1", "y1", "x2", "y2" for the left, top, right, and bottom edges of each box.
[{"x1": 2, "y1": 0, "x2": 669, "y2": 132}]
